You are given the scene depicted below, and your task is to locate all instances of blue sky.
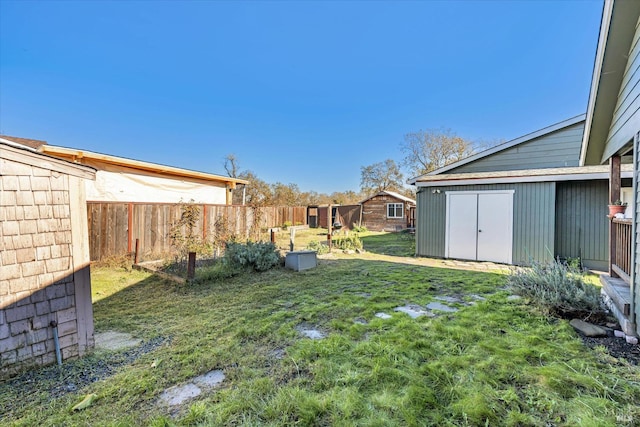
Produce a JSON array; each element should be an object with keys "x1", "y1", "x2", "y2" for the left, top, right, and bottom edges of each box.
[{"x1": 1, "y1": 0, "x2": 602, "y2": 193}]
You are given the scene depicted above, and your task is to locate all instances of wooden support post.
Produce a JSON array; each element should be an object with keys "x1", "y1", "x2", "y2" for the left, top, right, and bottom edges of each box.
[
  {"x1": 271, "y1": 229, "x2": 275, "y2": 243},
  {"x1": 290, "y1": 227, "x2": 296, "y2": 251},
  {"x1": 610, "y1": 155, "x2": 621, "y2": 277},
  {"x1": 187, "y1": 252, "x2": 196, "y2": 281}
]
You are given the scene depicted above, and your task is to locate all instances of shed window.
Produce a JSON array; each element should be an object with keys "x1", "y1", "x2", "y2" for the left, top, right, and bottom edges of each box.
[{"x1": 387, "y1": 203, "x2": 404, "y2": 218}]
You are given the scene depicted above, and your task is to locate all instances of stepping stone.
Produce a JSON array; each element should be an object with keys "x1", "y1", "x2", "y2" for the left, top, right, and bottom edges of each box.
[
  {"x1": 94, "y1": 331, "x2": 142, "y2": 351},
  {"x1": 435, "y1": 296, "x2": 461, "y2": 303},
  {"x1": 426, "y1": 301, "x2": 458, "y2": 313},
  {"x1": 394, "y1": 305, "x2": 433, "y2": 319},
  {"x1": 159, "y1": 383, "x2": 202, "y2": 407},
  {"x1": 354, "y1": 318, "x2": 368, "y2": 325},
  {"x1": 193, "y1": 370, "x2": 225, "y2": 388},
  {"x1": 296, "y1": 325, "x2": 325, "y2": 339},
  {"x1": 158, "y1": 369, "x2": 225, "y2": 407},
  {"x1": 569, "y1": 319, "x2": 607, "y2": 337},
  {"x1": 507, "y1": 295, "x2": 522, "y2": 301},
  {"x1": 375, "y1": 312, "x2": 392, "y2": 319}
]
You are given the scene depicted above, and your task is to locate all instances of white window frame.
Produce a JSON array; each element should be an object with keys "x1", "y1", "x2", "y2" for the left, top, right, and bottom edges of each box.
[{"x1": 387, "y1": 203, "x2": 404, "y2": 218}]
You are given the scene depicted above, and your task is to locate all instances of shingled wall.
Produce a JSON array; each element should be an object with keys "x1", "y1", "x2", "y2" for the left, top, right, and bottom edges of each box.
[{"x1": 0, "y1": 143, "x2": 95, "y2": 378}]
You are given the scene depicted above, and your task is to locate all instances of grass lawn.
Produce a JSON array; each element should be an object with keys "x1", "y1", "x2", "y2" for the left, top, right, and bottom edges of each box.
[{"x1": 2, "y1": 233, "x2": 640, "y2": 426}]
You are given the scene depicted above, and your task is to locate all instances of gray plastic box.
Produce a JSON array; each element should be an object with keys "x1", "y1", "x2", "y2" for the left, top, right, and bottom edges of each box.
[{"x1": 285, "y1": 250, "x2": 318, "y2": 271}]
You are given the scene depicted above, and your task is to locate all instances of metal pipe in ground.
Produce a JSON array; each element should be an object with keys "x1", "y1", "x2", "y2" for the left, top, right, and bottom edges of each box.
[{"x1": 50, "y1": 320, "x2": 62, "y2": 365}]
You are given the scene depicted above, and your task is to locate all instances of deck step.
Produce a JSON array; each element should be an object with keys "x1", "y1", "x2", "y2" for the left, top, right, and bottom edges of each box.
[{"x1": 600, "y1": 275, "x2": 631, "y2": 316}]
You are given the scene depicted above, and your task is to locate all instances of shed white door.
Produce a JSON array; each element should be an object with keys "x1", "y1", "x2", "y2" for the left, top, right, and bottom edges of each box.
[{"x1": 446, "y1": 191, "x2": 513, "y2": 264}]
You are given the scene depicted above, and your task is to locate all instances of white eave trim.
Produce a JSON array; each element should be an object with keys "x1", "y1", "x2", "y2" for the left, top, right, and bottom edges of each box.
[
  {"x1": 416, "y1": 170, "x2": 633, "y2": 187},
  {"x1": 580, "y1": 0, "x2": 614, "y2": 166}
]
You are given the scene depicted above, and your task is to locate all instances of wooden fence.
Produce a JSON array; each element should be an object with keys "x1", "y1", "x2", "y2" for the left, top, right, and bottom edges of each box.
[{"x1": 87, "y1": 202, "x2": 308, "y2": 261}]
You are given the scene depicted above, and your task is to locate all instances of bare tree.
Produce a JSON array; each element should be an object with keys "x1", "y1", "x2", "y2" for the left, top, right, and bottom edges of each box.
[
  {"x1": 401, "y1": 128, "x2": 474, "y2": 177},
  {"x1": 360, "y1": 159, "x2": 404, "y2": 196},
  {"x1": 223, "y1": 154, "x2": 240, "y2": 178}
]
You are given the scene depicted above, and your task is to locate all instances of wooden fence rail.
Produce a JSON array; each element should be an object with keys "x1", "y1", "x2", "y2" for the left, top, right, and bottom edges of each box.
[{"x1": 87, "y1": 202, "x2": 308, "y2": 261}]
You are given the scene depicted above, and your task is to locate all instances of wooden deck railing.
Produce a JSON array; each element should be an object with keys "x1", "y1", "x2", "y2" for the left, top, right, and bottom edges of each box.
[{"x1": 611, "y1": 218, "x2": 632, "y2": 283}]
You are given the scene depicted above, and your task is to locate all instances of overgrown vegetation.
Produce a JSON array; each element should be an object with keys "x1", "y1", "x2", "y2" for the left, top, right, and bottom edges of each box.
[
  {"x1": 3, "y1": 238, "x2": 639, "y2": 426},
  {"x1": 306, "y1": 240, "x2": 330, "y2": 255},
  {"x1": 195, "y1": 241, "x2": 281, "y2": 282},
  {"x1": 333, "y1": 233, "x2": 363, "y2": 251},
  {"x1": 507, "y1": 259, "x2": 604, "y2": 320},
  {"x1": 168, "y1": 201, "x2": 212, "y2": 261}
]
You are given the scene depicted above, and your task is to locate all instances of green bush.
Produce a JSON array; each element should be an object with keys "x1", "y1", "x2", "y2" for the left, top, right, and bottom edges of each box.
[
  {"x1": 282, "y1": 221, "x2": 292, "y2": 230},
  {"x1": 351, "y1": 224, "x2": 368, "y2": 233},
  {"x1": 307, "y1": 240, "x2": 330, "y2": 254},
  {"x1": 507, "y1": 259, "x2": 603, "y2": 319},
  {"x1": 334, "y1": 233, "x2": 363, "y2": 251},
  {"x1": 224, "y1": 241, "x2": 281, "y2": 272}
]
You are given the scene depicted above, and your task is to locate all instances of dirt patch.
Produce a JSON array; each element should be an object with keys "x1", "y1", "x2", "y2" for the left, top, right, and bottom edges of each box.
[{"x1": 579, "y1": 334, "x2": 640, "y2": 365}]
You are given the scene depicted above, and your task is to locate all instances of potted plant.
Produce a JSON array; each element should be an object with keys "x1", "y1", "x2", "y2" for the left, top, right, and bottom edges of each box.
[{"x1": 608, "y1": 199, "x2": 627, "y2": 217}]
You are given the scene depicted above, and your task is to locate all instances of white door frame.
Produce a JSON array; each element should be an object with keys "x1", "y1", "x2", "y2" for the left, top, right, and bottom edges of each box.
[{"x1": 445, "y1": 190, "x2": 515, "y2": 263}]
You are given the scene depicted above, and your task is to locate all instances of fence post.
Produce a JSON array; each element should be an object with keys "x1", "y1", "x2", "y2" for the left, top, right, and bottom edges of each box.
[
  {"x1": 271, "y1": 229, "x2": 275, "y2": 243},
  {"x1": 187, "y1": 252, "x2": 196, "y2": 281},
  {"x1": 134, "y1": 238, "x2": 140, "y2": 265},
  {"x1": 290, "y1": 227, "x2": 296, "y2": 251}
]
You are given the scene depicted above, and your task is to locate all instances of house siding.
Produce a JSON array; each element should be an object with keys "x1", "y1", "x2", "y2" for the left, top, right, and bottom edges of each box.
[
  {"x1": 603, "y1": 16, "x2": 640, "y2": 160},
  {"x1": 635, "y1": 135, "x2": 640, "y2": 336},
  {"x1": 361, "y1": 195, "x2": 413, "y2": 232},
  {"x1": 416, "y1": 182, "x2": 556, "y2": 265},
  {"x1": 448, "y1": 122, "x2": 584, "y2": 174},
  {"x1": 555, "y1": 180, "x2": 609, "y2": 270}
]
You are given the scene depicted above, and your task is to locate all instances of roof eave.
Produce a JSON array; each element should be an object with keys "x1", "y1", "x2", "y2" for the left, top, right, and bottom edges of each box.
[
  {"x1": 39, "y1": 145, "x2": 249, "y2": 186},
  {"x1": 410, "y1": 114, "x2": 586, "y2": 182},
  {"x1": 580, "y1": 0, "x2": 640, "y2": 165}
]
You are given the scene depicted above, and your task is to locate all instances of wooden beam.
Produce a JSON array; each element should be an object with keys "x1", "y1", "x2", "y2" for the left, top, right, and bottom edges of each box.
[
  {"x1": 610, "y1": 155, "x2": 621, "y2": 277},
  {"x1": 610, "y1": 155, "x2": 621, "y2": 203}
]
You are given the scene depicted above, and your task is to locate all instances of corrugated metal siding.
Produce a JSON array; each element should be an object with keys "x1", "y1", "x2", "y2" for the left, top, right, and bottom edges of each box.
[
  {"x1": 604, "y1": 17, "x2": 640, "y2": 159},
  {"x1": 554, "y1": 180, "x2": 609, "y2": 270},
  {"x1": 416, "y1": 182, "x2": 556, "y2": 265},
  {"x1": 449, "y1": 122, "x2": 584, "y2": 173}
]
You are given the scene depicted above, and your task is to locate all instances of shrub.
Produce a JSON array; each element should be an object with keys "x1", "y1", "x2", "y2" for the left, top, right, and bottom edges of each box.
[
  {"x1": 351, "y1": 224, "x2": 368, "y2": 233},
  {"x1": 334, "y1": 233, "x2": 363, "y2": 251},
  {"x1": 282, "y1": 221, "x2": 292, "y2": 230},
  {"x1": 223, "y1": 241, "x2": 281, "y2": 272},
  {"x1": 507, "y1": 259, "x2": 603, "y2": 319},
  {"x1": 307, "y1": 240, "x2": 330, "y2": 255}
]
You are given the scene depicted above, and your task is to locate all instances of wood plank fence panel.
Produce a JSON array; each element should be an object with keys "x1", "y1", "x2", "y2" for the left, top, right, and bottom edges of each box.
[{"x1": 87, "y1": 202, "x2": 307, "y2": 261}]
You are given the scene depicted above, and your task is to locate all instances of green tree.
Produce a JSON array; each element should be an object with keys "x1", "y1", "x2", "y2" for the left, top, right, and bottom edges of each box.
[{"x1": 360, "y1": 159, "x2": 404, "y2": 196}]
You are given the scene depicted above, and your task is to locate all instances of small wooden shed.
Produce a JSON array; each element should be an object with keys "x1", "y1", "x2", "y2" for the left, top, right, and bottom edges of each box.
[
  {"x1": 359, "y1": 191, "x2": 416, "y2": 232},
  {"x1": 1, "y1": 140, "x2": 96, "y2": 378}
]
